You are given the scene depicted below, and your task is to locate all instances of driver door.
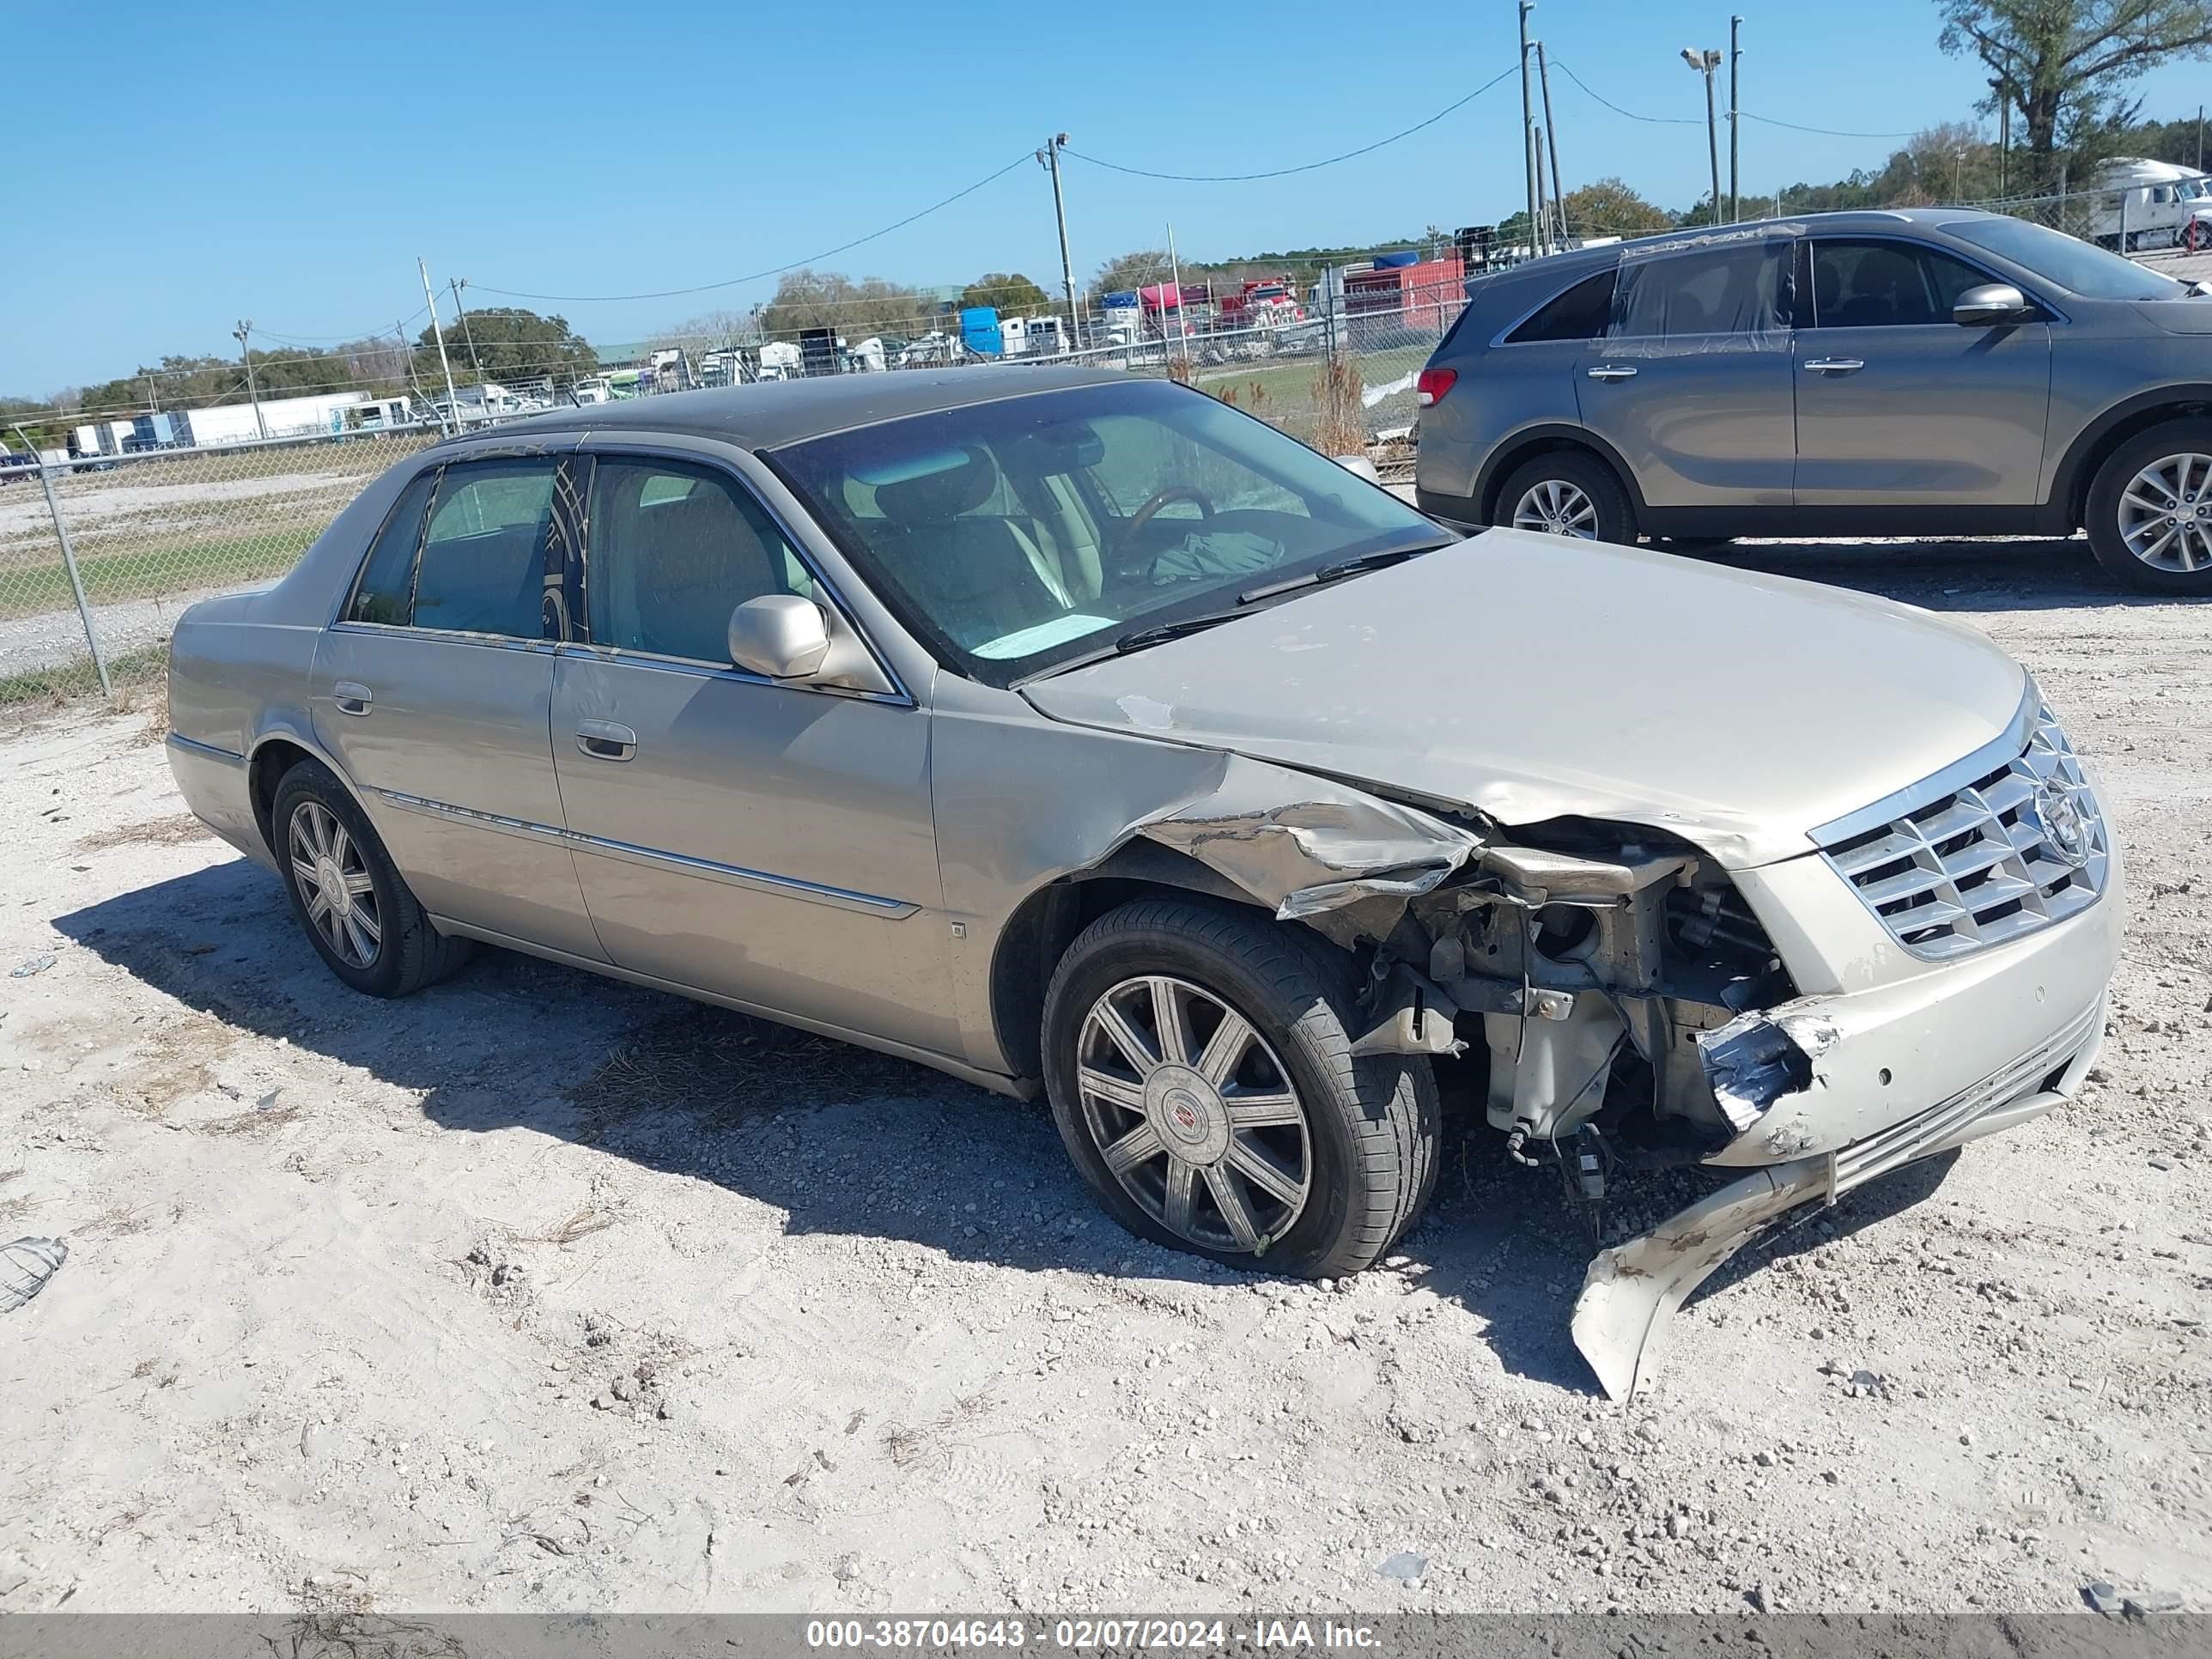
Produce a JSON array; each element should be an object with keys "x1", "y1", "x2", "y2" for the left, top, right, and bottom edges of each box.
[{"x1": 549, "y1": 448, "x2": 957, "y2": 1057}]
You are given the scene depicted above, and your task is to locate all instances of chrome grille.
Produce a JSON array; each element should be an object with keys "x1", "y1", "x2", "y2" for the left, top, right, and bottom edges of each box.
[{"x1": 1818, "y1": 703, "x2": 2109, "y2": 960}]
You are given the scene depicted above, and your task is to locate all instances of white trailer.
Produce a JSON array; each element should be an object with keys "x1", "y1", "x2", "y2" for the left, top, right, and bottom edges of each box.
[{"x1": 2087, "y1": 158, "x2": 2212, "y2": 249}]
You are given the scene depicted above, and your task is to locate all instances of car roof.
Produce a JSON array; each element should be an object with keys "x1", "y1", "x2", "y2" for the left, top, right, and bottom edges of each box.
[{"x1": 467, "y1": 363, "x2": 1132, "y2": 452}]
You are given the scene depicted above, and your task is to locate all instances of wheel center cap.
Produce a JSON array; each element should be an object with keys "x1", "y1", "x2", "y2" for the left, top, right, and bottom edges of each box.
[
  {"x1": 1143, "y1": 1064, "x2": 1231, "y2": 1164},
  {"x1": 316, "y1": 859, "x2": 344, "y2": 898}
]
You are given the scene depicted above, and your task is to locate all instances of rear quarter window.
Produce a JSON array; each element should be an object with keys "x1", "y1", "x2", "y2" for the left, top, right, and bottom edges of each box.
[{"x1": 1505, "y1": 269, "x2": 1619, "y2": 343}]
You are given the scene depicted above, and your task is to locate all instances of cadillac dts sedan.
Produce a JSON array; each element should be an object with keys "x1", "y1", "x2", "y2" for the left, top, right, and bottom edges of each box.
[{"x1": 165, "y1": 368, "x2": 2123, "y2": 1395}]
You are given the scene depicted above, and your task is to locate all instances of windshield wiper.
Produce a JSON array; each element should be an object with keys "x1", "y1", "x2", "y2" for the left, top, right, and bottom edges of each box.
[
  {"x1": 1236, "y1": 538, "x2": 1452, "y2": 604},
  {"x1": 1111, "y1": 611, "x2": 1247, "y2": 653}
]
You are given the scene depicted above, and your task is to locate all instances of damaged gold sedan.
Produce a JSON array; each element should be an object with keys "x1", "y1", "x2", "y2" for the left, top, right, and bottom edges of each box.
[{"x1": 164, "y1": 368, "x2": 2123, "y2": 1397}]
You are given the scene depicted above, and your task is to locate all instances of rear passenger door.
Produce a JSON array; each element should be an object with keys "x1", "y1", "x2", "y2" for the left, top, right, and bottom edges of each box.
[
  {"x1": 549, "y1": 447, "x2": 957, "y2": 1058},
  {"x1": 1793, "y1": 236, "x2": 2052, "y2": 507},
  {"x1": 1575, "y1": 236, "x2": 1797, "y2": 507},
  {"x1": 313, "y1": 451, "x2": 605, "y2": 960}
]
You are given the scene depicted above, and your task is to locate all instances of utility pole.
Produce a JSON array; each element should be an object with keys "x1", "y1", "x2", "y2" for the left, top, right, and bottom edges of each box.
[
  {"x1": 1519, "y1": 2, "x2": 1540, "y2": 258},
  {"x1": 1729, "y1": 15, "x2": 1742, "y2": 222},
  {"x1": 449, "y1": 277, "x2": 483, "y2": 377},
  {"x1": 1533, "y1": 124, "x2": 1553, "y2": 257},
  {"x1": 1040, "y1": 135, "x2": 1081, "y2": 347},
  {"x1": 233, "y1": 320, "x2": 269, "y2": 441},
  {"x1": 1682, "y1": 48, "x2": 1723, "y2": 225},
  {"x1": 1534, "y1": 40, "x2": 1567, "y2": 246},
  {"x1": 2198, "y1": 103, "x2": 2205, "y2": 170},
  {"x1": 1166, "y1": 223, "x2": 1188, "y2": 368},
  {"x1": 418, "y1": 258, "x2": 462, "y2": 430}
]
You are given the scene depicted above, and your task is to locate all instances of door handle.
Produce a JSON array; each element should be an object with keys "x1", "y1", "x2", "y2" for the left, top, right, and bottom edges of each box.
[
  {"x1": 575, "y1": 720, "x2": 637, "y2": 762},
  {"x1": 332, "y1": 682, "x2": 372, "y2": 715},
  {"x1": 1586, "y1": 364, "x2": 1638, "y2": 380},
  {"x1": 1803, "y1": 358, "x2": 1865, "y2": 373}
]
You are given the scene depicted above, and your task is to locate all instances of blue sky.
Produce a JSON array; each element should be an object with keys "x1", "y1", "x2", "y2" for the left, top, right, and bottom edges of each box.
[{"x1": 9, "y1": 0, "x2": 2209, "y2": 398}]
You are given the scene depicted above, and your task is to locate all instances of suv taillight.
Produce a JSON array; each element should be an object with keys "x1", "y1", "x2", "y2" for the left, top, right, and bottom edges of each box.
[{"x1": 1416, "y1": 367, "x2": 1457, "y2": 407}]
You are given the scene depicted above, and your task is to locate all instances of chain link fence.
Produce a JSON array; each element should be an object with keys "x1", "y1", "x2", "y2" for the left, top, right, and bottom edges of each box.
[{"x1": 1, "y1": 428, "x2": 441, "y2": 700}]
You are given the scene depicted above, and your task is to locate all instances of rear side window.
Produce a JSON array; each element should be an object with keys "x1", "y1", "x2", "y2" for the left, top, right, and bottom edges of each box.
[
  {"x1": 1613, "y1": 242, "x2": 1788, "y2": 338},
  {"x1": 411, "y1": 459, "x2": 560, "y2": 638},
  {"x1": 1506, "y1": 270, "x2": 1618, "y2": 343},
  {"x1": 345, "y1": 470, "x2": 437, "y2": 625}
]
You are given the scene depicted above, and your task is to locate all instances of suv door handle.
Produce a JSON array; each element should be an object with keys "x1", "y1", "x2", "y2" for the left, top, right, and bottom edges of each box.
[
  {"x1": 1803, "y1": 358, "x2": 1865, "y2": 373},
  {"x1": 332, "y1": 682, "x2": 372, "y2": 715},
  {"x1": 575, "y1": 720, "x2": 637, "y2": 762},
  {"x1": 1586, "y1": 364, "x2": 1638, "y2": 380}
]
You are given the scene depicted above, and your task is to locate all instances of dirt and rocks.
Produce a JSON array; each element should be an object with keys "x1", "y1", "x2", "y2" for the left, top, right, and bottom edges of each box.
[{"x1": 0, "y1": 533, "x2": 2206, "y2": 1618}]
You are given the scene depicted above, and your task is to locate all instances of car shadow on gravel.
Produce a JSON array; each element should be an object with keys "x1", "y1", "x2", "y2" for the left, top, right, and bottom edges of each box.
[
  {"x1": 1687, "y1": 534, "x2": 2208, "y2": 612},
  {"x1": 56, "y1": 855, "x2": 1966, "y2": 1401}
]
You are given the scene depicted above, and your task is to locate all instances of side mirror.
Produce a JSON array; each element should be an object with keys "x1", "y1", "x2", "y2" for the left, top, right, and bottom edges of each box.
[
  {"x1": 1954, "y1": 283, "x2": 2033, "y2": 327},
  {"x1": 728, "y1": 594, "x2": 830, "y2": 679}
]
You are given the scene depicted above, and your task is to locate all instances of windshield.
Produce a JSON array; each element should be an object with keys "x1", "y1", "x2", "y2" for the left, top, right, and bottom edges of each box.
[
  {"x1": 1938, "y1": 216, "x2": 2190, "y2": 300},
  {"x1": 769, "y1": 378, "x2": 1446, "y2": 686}
]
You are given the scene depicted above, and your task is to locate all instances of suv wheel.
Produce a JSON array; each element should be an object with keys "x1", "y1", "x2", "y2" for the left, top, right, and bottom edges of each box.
[
  {"x1": 271, "y1": 759, "x2": 471, "y2": 997},
  {"x1": 2087, "y1": 419, "x2": 2212, "y2": 592},
  {"x1": 1042, "y1": 897, "x2": 1438, "y2": 1279},
  {"x1": 1494, "y1": 450, "x2": 1635, "y2": 544}
]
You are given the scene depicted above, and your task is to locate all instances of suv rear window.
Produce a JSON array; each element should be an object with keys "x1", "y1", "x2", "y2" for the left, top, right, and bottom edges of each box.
[{"x1": 1506, "y1": 270, "x2": 1618, "y2": 343}]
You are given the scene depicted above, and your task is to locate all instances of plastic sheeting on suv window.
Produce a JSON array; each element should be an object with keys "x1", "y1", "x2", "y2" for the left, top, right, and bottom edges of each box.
[{"x1": 1605, "y1": 223, "x2": 1803, "y2": 354}]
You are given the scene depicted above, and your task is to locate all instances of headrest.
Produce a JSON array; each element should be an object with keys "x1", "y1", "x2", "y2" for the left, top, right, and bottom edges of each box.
[{"x1": 873, "y1": 447, "x2": 998, "y2": 524}]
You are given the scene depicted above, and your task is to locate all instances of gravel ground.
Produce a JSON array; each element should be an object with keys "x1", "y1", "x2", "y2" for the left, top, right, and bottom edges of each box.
[{"x1": 0, "y1": 533, "x2": 2206, "y2": 1619}]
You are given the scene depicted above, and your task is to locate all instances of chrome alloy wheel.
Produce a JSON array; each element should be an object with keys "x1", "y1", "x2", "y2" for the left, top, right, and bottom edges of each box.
[
  {"x1": 1074, "y1": 975, "x2": 1310, "y2": 1254},
  {"x1": 2118, "y1": 452, "x2": 2212, "y2": 573},
  {"x1": 1510, "y1": 478, "x2": 1599, "y2": 538},
  {"x1": 288, "y1": 800, "x2": 382, "y2": 969}
]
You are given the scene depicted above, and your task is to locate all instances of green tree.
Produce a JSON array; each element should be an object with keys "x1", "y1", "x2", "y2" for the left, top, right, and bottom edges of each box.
[
  {"x1": 1940, "y1": 0, "x2": 2212, "y2": 185},
  {"x1": 1090, "y1": 249, "x2": 1173, "y2": 297},
  {"x1": 1557, "y1": 177, "x2": 1675, "y2": 237},
  {"x1": 417, "y1": 307, "x2": 597, "y2": 389},
  {"x1": 758, "y1": 270, "x2": 931, "y2": 342},
  {"x1": 957, "y1": 272, "x2": 1054, "y2": 316}
]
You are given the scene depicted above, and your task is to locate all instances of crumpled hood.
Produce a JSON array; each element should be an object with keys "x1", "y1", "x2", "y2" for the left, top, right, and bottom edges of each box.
[{"x1": 1020, "y1": 529, "x2": 2027, "y2": 869}]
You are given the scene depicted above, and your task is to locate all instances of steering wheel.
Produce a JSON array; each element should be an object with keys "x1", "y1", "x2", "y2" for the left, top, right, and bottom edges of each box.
[{"x1": 1126, "y1": 484, "x2": 1215, "y2": 541}]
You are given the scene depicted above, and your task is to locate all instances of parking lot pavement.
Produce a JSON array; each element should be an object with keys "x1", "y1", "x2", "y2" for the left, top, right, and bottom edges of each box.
[{"x1": 0, "y1": 535, "x2": 2207, "y2": 1616}]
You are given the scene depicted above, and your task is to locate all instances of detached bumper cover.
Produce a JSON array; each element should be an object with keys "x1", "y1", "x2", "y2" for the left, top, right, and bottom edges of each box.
[{"x1": 1573, "y1": 993, "x2": 2106, "y2": 1401}]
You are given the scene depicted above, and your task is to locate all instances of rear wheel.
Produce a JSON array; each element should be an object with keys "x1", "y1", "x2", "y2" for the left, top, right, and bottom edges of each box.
[
  {"x1": 1042, "y1": 897, "x2": 1438, "y2": 1279},
  {"x1": 2086, "y1": 418, "x2": 2212, "y2": 593},
  {"x1": 270, "y1": 759, "x2": 471, "y2": 997},
  {"x1": 1493, "y1": 449, "x2": 1636, "y2": 544}
]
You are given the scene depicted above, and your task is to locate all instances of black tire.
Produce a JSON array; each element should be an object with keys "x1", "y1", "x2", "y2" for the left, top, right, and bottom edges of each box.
[
  {"x1": 270, "y1": 758, "x2": 471, "y2": 998},
  {"x1": 2085, "y1": 417, "x2": 2212, "y2": 594},
  {"x1": 1042, "y1": 896, "x2": 1438, "y2": 1279},
  {"x1": 1492, "y1": 448, "x2": 1637, "y2": 544}
]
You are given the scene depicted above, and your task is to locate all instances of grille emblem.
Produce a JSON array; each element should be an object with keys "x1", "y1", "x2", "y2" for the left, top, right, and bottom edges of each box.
[{"x1": 2028, "y1": 779, "x2": 2094, "y2": 869}]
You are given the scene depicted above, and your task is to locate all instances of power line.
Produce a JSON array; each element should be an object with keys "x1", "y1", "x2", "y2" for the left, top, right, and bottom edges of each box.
[
  {"x1": 470, "y1": 153, "x2": 1036, "y2": 304},
  {"x1": 1738, "y1": 110, "x2": 1917, "y2": 139},
  {"x1": 1062, "y1": 65, "x2": 1519, "y2": 182},
  {"x1": 1548, "y1": 59, "x2": 1701, "y2": 125}
]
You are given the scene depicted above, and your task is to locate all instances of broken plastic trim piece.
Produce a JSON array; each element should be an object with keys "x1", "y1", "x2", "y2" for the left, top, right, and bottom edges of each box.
[{"x1": 1131, "y1": 757, "x2": 1483, "y2": 947}]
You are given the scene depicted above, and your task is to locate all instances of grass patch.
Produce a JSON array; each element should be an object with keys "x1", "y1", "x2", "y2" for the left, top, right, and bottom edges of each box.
[
  {"x1": 0, "y1": 642, "x2": 168, "y2": 708},
  {"x1": 0, "y1": 529, "x2": 313, "y2": 621}
]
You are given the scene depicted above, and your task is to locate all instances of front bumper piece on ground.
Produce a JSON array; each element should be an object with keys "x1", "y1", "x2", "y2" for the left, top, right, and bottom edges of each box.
[{"x1": 1571, "y1": 994, "x2": 2106, "y2": 1401}]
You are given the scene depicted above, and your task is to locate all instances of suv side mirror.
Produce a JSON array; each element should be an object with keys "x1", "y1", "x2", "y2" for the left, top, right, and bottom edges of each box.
[
  {"x1": 1954, "y1": 283, "x2": 2033, "y2": 327},
  {"x1": 728, "y1": 594, "x2": 830, "y2": 678}
]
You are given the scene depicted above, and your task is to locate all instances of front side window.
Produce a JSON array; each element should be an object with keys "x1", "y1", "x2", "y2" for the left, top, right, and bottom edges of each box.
[
  {"x1": 1808, "y1": 240, "x2": 1994, "y2": 327},
  {"x1": 770, "y1": 379, "x2": 1444, "y2": 686},
  {"x1": 586, "y1": 459, "x2": 812, "y2": 663},
  {"x1": 1611, "y1": 240, "x2": 1788, "y2": 339},
  {"x1": 409, "y1": 459, "x2": 560, "y2": 639},
  {"x1": 1938, "y1": 216, "x2": 2188, "y2": 301}
]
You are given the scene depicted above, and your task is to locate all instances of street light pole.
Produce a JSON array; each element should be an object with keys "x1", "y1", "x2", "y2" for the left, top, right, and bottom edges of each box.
[
  {"x1": 1535, "y1": 40, "x2": 1567, "y2": 247},
  {"x1": 1729, "y1": 15, "x2": 1742, "y2": 222},
  {"x1": 1519, "y1": 2, "x2": 1540, "y2": 257},
  {"x1": 233, "y1": 320, "x2": 268, "y2": 441},
  {"x1": 1682, "y1": 48, "x2": 1723, "y2": 224}
]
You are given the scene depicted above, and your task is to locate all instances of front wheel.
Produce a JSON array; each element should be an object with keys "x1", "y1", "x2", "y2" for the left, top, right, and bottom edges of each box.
[
  {"x1": 1042, "y1": 897, "x2": 1438, "y2": 1279},
  {"x1": 2085, "y1": 419, "x2": 2212, "y2": 593},
  {"x1": 1492, "y1": 449, "x2": 1637, "y2": 544}
]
